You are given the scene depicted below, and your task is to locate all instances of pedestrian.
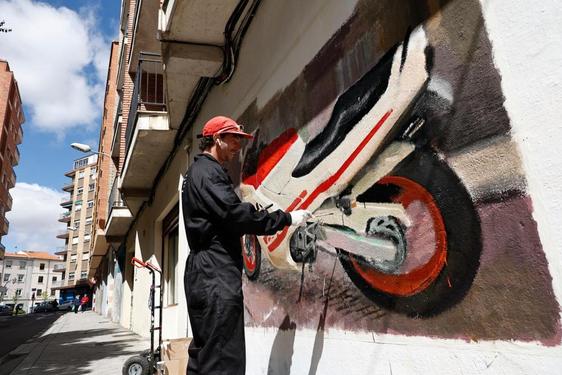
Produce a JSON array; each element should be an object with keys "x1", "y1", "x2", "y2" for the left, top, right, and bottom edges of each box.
[
  {"x1": 73, "y1": 295, "x2": 80, "y2": 314},
  {"x1": 182, "y1": 116, "x2": 311, "y2": 374},
  {"x1": 80, "y1": 294, "x2": 90, "y2": 312}
]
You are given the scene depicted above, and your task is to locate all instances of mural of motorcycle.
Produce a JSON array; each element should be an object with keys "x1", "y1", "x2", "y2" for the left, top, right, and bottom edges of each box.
[{"x1": 239, "y1": 26, "x2": 482, "y2": 317}]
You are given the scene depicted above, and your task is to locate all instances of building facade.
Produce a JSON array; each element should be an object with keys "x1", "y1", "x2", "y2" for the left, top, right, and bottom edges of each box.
[
  {"x1": 90, "y1": 0, "x2": 562, "y2": 373},
  {"x1": 0, "y1": 60, "x2": 25, "y2": 256},
  {"x1": 0, "y1": 251, "x2": 64, "y2": 311},
  {"x1": 56, "y1": 154, "x2": 98, "y2": 301}
]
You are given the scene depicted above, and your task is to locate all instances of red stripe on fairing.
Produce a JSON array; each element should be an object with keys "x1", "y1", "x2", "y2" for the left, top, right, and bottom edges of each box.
[
  {"x1": 242, "y1": 128, "x2": 299, "y2": 189},
  {"x1": 266, "y1": 110, "x2": 394, "y2": 252},
  {"x1": 296, "y1": 109, "x2": 393, "y2": 210}
]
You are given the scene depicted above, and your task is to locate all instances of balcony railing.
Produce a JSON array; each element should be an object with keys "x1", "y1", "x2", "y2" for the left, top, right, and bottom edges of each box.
[
  {"x1": 60, "y1": 196, "x2": 72, "y2": 206},
  {"x1": 108, "y1": 176, "x2": 126, "y2": 217},
  {"x1": 58, "y1": 212, "x2": 71, "y2": 222},
  {"x1": 125, "y1": 53, "x2": 166, "y2": 153}
]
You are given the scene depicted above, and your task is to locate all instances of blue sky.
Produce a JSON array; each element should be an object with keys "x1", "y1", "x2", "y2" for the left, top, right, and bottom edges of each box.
[{"x1": 0, "y1": 0, "x2": 121, "y2": 252}]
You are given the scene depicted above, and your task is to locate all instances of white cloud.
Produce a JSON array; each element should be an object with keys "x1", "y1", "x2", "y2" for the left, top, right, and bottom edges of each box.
[
  {"x1": 0, "y1": 0, "x2": 111, "y2": 136},
  {"x1": 4, "y1": 182, "x2": 66, "y2": 252}
]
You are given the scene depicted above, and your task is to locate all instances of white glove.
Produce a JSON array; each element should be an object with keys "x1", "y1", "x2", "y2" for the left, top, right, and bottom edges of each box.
[{"x1": 290, "y1": 210, "x2": 312, "y2": 226}]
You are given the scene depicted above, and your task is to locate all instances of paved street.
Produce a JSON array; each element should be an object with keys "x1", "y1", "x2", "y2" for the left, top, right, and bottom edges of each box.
[
  {"x1": 0, "y1": 312, "x2": 63, "y2": 374},
  {"x1": 0, "y1": 311, "x2": 149, "y2": 375}
]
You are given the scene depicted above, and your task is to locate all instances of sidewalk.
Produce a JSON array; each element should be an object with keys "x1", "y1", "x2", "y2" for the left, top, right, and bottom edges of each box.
[{"x1": 8, "y1": 311, "x2": 149, "y2": 374}]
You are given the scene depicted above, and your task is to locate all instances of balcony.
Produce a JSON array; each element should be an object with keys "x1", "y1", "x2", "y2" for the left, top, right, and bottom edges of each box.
[
  {"x1": 105, "y1": 176, "x2": 132, "y2": 242},
  {"x1": 62, "y1": 181, "x2": 74, "y2": 192},
  {"x1": 120, "y1": 54, "x2": 175, "y2": 213},
  {"x1": 128, "y1": 0, "x2": 161, "y2": 76},
  {"x1": 58, "y1": 212, "x2": 71, "y2": 223},
  {"x1": 158, "y1": 0, "x2": 230, "y2": 128},
  {"x1": 53, "y1": 264, "x2": 66, "y2": 273},
  {"x1": 56, "y1": 230, "x2": 69, "y2": 239},
  {"x1": 8, "y1": 170, "x2": 16, "y2": 188},
  {"x1": 6, "y1": 192, "x2": 12, "y2": 211},
  {"x1": 54, "y1": 246, "x2": 67, "y2": 256},
  {"x1": 15, "y1": 125, "x2": 23, "y2": 145},
  {"x1": 60, "y1": 196, "x2": 72, "y2": 208},
  {"x1": 11, "y1": 146, "x2": 20, "y2": 166},
  {"x1": 0, "y1": 217, "x2": 9, "y2": 236}
]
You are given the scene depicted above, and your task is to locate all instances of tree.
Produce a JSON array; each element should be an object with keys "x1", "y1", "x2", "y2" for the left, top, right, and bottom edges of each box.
[{"x1": 0, "y1": 20, "x2": 12, "y2": 33}]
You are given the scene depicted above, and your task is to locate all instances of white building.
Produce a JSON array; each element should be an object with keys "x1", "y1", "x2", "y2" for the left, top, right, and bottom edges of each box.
[{"x1": 0, "y1": 251, "x2": 65, "y2": 311}]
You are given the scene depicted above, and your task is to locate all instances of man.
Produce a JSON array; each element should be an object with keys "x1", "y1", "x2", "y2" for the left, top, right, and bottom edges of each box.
[{"x1": 182, "y1": 116, "x2": 310, "y2": 374}]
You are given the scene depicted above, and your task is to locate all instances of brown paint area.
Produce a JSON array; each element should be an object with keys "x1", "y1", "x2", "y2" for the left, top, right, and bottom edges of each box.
[{"x1": 244, "y1": 195, "x2": 560, "y2": 343}]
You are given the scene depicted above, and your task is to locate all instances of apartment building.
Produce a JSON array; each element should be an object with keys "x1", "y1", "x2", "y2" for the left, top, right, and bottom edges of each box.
[
  {"x1": 88, "y1": 0, "x2": 562, "y2": 373},
  {"x1": 0, "y1": 60, "x2": 25, "y2": 256},
  {"x1": 89, "y1": 41, "x2": 121, "y2": 320},
  {"x1": 0, "y1": 251, "x2": 64, "y2": 311},
  {"x1": 56, "y1": 154, "x2": 98, "y2": 301}
]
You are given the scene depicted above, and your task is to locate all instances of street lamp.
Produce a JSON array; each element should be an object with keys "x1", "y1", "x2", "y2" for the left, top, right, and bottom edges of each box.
[{"x1": 70, "y1": 143, "x2": 110, "y2": 157}]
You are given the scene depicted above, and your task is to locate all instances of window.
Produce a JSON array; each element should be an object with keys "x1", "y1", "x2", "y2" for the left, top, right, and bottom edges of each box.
[
  {"x1": 68, "y1": 272, "x2": 75, "y2": 280},
  {"x1": 85, "y1": 217, "x2": 93, "y2": 225},
  {"x1": 38, "y1": 276, "x2": 44, "y2": 283},
  {"x1": 15, "y1": 289, "x2": 22, "y2": 296},
  {"x1": 74, "y1": 158, "x2": 89, "y2": 169},
  {"x1": 82, "y1": 252, "x2": 90, "y2": 261},
  {"x1": 80, "y1": 271, "x2": 87, "y2": 279},
  {"x1": 163, "y1": 205, "x2": 179, "y2": 305},
  {"x1": 3, "y1": 273, "x2": 10, "y2": 282},
  {"x1": 90, "y1": 166, "x2": 97, "y2": 174},
  {"x1": 36, "y1": 289, "x2": 42, "y2": 296},
  {"x1": 87, "y1": 200, "x2": 94, "y2": 208},
  {"x1": 52, "y1": 276, "x2": 57, "y2": 282},
  {"x1": 70, "y1": 254, "x2": 77, "y2": 263},
  {"x1": 39, "y1": 263, "x2": 45, "y2": 270},
  {"x1": 17, "y1": 274, "x2": 24, "y2": 283},
  {"x1": 77, "y1": 187, "x2": 83, "y2": 195},
  {"x1": 5, "y1": 260, "x2": 11, "y2": 268},
  {"x1": 78, "y1": 170, "x2": 85, "y2": 179},
  {"x1": 50, "y1": 289, "x2": 56, "y2": 296},
  {"x1": 19, "y1": 261, "x2": 26, "y2": 269},
  {"x1": 75, "y1": 200, "x2": 82, "y2": 211},
  {"x1": 74, "y1": 220, "x2": 80, "y2": 228},
  {"x1": 84, "y1": 234, "x2": 91, "y2": 242},
  {"x1": 88, "y1": 183, "x2": 95, "y2": 192},
  {"x1": 72, "y1": 237, "x2": 80, "y2": 245}
]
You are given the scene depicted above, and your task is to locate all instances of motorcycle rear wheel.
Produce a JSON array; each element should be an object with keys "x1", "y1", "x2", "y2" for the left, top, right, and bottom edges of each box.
[{"x1": 339, "y1": 149, "x2": 481, "y2": 317}]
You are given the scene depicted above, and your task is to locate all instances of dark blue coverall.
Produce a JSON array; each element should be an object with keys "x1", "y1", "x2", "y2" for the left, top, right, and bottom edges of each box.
[{"x1": 182, "y1": 153, "x2": 291, "y2": 375}]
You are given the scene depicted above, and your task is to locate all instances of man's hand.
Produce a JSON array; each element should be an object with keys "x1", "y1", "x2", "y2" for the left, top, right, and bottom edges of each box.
[{"x1": 290, "y1": 210, "x2": 312, "y2": 226}]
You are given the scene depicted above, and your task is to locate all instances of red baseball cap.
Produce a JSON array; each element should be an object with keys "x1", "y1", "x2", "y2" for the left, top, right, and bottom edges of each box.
[{"x1": 198, "y1": 116, "x2": 253, "y2": 139}]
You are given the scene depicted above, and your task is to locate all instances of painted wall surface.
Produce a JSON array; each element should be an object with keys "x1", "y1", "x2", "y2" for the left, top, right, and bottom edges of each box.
[{"x1": 178, "y1": 0, "x2": 562, "y2": 373}]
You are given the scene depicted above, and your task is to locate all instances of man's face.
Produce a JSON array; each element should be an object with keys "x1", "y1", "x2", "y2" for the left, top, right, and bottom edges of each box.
[{"x1": 215, "y1": 133, "x2": 244, "y2": 163}]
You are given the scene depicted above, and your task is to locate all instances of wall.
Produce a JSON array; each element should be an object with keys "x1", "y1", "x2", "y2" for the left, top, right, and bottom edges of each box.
[{"x1": 175, "y1": 0, "x2": 562, "y2": 373}]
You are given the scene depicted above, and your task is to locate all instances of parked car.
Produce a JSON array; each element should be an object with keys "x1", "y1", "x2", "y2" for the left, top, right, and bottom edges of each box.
[
  {"x1": 33, "y1": 301, "x2": 57, "y2": 313},
  {"x1": 57, "y1": 300, "x2": 74, "y2": 311},
  {"x1": 0, "y1": 305, "x2": 13, "y2": 316}
]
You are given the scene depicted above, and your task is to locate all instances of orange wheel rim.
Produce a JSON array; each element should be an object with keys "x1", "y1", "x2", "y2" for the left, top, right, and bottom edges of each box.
[{"x1": 350, "y1": 176, "x2": 447, "y2": 296}]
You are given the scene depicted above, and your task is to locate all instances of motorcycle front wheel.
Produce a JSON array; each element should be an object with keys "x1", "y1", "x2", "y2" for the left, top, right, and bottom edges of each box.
[
  {"x1": 339, "y1": 149, "x2": 482, "y2": 317},
  {"x1": 243, "y1": 234, "x2": 261, "y2": 280}
]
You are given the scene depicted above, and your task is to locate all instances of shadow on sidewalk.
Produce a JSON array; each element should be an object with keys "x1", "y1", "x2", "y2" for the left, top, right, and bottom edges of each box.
[{"x1": 11, "y1": 317, "x2": 149, "y2": 375}]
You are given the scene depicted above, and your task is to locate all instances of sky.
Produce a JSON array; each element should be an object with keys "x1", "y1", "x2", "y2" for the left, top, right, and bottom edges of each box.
[{"x1": 0, "y1": 0, "x2": 121, "y2": 253}]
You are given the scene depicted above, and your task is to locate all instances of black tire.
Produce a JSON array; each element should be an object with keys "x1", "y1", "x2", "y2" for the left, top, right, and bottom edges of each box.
[
  {"x1": 339, "y1": 149, "x2": 482, "y2": 317},
  {"x1": 242, "y1": 234, "x2": 261, "y2": 280},
  {"x1": 122, "y1": 355, "x2": 150, "y2": 375}
]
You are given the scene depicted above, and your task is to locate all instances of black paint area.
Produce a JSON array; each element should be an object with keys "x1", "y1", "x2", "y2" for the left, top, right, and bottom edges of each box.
[{"x1": 291, "y1": 44, "x2": 399, "y2": 178}]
